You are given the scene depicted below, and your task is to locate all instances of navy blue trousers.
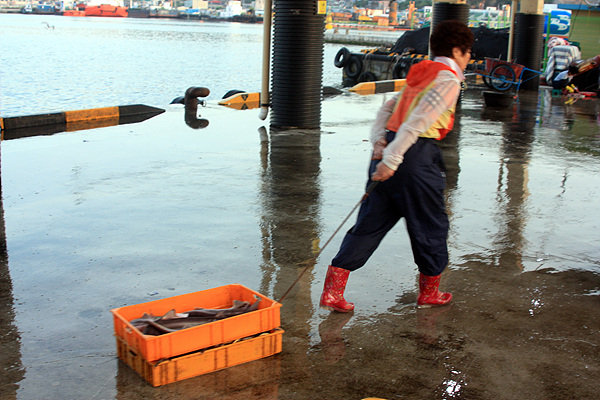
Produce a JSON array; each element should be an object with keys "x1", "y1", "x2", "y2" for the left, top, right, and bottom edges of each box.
[{"x1": 331, "y1": 134, "x2": 449, "y2": 276}]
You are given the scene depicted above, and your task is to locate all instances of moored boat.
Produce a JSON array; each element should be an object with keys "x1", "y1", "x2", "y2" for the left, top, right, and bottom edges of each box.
[
  {"x1": 147, "y1": 4, "x2": 179, "y2": 18},
  {"x1": 21, "y1": 2, "x2": 57, "y2": 14},
  {"x1": 127, "y1": 7, "x2": 150, "y2": 18},
  {"x1": 63, "y1": 10, "x2": 85, "y2": 16},
  {"x1": 334, "y1": 25, "x2": 509, "y2": 87},
  {"x1": 84, "y1": 0, "x2": 127, "y2": 17}
]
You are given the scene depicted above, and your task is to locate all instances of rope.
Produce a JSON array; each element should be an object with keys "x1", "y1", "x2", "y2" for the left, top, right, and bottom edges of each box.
[{"x1": 277, "y1": 181, "x2": 379, "y2": 303}]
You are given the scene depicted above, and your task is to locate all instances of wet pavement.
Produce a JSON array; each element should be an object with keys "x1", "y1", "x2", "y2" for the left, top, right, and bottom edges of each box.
[{"x1": 1, "y1": 85, "x2": 599, "y2": 400}]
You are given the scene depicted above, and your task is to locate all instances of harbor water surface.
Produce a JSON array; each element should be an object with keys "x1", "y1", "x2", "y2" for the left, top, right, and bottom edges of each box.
[
  {"x1": 1, "y1": 12, "x2": 600, "y2": 400},
  {"x1": 0, "y1": 13, "x2": 364, "y2": 117}
]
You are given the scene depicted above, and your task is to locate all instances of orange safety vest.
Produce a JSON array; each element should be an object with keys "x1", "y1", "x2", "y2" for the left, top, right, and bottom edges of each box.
[{"x1": 385, "y1": 60, "x2": 458, "y2": 140}]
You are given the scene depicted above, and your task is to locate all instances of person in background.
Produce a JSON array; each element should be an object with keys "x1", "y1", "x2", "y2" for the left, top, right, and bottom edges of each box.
[
  {"x1": 545, "y1": 38, "x2": 581, "y2": 87},
  {"x1": 552, "y1": 64, "x2": 580, "y2": 93},
  {"x1": 571, "y1": 54, "x2": 600, "y2": 95},
  {"x1": 319, "y1": 20, "x2": 474, "y2": 312}
]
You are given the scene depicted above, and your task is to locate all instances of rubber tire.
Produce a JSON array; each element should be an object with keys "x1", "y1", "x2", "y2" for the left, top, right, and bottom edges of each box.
[
  {"x1": 334, "y1": 47, "x2": 351, "y2": 68},
  {"x1": 358, "y1": 71, "x2": 377, "y2": 82},
  {"x1": 392, "y1": 61, "x2": 409, "y2": 79},
  {"x1": 344, "y1": 56, "x2": 363, "y2": 79},
  {"x1": 490, "y1": 64, "x2": 516, "y2": 91},
  {"x1": 482, "y1": 76, "x2": 494, "y2": 89},
  {"x1": 342, "y1": 77, "x2": 357, "y2": 87}
]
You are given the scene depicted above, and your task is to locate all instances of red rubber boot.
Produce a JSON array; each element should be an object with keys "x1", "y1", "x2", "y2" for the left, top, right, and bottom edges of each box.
[
  {"x1": 320, "y1": 265, "x2": 355, "y2": 313},
  {"x1": 417, "y1": 273, "x2": 452, "y2": 308}
]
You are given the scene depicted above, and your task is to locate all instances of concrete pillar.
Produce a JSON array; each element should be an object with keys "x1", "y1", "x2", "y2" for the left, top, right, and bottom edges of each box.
[
  {"x1": 507, "y1": 0, "x2": 518, "y2": 61},
  {"x1": 519, "y1": 0, "x2": 543, "y2": 15}
]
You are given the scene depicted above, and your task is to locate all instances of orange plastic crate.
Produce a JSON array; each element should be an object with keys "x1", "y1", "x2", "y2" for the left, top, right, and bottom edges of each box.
[
  {"x1": 117, "y1": 328, "x2": 283, "y2": 387},
  {"x1": 111, "y1": 284, "x2": 282, "y2": 362}
]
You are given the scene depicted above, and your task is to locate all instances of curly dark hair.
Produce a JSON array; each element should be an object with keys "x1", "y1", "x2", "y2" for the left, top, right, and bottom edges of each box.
[
  {"x1": 429, "y1": 20, "x2": 474, "y2": 58},
  {"x1": 568, "y1": 64, "x2": 579, "y2": 75}
]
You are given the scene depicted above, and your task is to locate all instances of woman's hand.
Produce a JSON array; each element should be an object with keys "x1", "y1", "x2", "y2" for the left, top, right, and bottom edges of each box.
[
  {"x1": 371, "y1": 161, "x2": 395, "y2": 182},
  {"x1": 372, "y1": 137, "x2": 387, "y2": 160}
]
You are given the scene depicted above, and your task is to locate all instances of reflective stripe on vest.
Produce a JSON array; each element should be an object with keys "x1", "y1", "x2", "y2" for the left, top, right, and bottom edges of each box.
[{"x1": 385, "y1": 60, "x2": 457, "y2": 141}]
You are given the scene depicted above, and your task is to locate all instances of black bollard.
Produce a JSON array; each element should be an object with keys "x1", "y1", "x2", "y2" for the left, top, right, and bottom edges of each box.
[
  {"x1": 184, "y1": 87, "x2": 210, "y2": 109},
  {"x1": 183, "y1": 87, "x2": 210, "y2": 129},
  {"x1": 184, "y1": 108, "x2": 209, "y2": 129}
]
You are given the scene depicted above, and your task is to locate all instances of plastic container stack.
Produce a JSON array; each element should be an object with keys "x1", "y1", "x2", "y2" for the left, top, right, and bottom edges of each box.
[{"x1": 111, "y1": 284, "x2": 283, "y2": 386}]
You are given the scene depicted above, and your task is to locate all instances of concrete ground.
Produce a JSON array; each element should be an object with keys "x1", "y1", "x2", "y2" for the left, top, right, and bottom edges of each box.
[{"x1": 1, "y1": 85, "x2": 599, "y2": 400}]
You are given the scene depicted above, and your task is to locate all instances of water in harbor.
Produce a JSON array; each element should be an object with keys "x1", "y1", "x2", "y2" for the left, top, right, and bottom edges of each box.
[{"x1": 0, "y1": 13, "x2": 365, "y2": 117}]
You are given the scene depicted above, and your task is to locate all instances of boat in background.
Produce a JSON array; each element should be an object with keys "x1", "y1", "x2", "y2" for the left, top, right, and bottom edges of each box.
[
  {"x1": 127, "y1": 6, "x2": 178, "y2": 18},
  {"x1": 56, "y1": 0, "x2": 86, "y2": 16},
  {"x1": 21, "y1": 1, "x2": 57, "y2": 14},
  {"x1": 148, "y1": 2, "x2": 180, "y2": 18},
  {"x1": 63, "y1": 9, "x2": 85, "y2": 16},
  {"x1": 149, "y1": 6, "x2": 179, "y2": 18},
  {"x1": 84, "y1": 0, "x2": 128, "y2": 17},
  {"x1": 127, "y1": 7, "x2": 150, "y2": 18}
]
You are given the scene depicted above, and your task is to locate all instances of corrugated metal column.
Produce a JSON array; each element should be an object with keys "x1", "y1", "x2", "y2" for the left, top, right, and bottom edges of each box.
[
  {"x1": 270, "y1": 0, "x2": 326, "y2": 129},
  {"x1": 513, "y1": 0, "x2": 544, "y2": 90},
  {"x1": 429, "y1": 0, "x2": 469, "y2": 59}
]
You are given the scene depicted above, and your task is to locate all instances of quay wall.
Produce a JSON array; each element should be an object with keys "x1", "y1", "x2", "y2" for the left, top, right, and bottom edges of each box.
[{"x1": 324, "y1": 28, "x2": 400, "y2": 47}]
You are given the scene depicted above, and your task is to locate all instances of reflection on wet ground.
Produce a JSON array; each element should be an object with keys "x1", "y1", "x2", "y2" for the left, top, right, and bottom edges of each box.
[{"x1": 0, "y1": 88, "x2": 599, "y2": 400}]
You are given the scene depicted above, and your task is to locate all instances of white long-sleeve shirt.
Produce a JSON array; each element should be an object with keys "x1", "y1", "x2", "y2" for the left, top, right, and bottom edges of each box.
[
  {"x1": 544, "y1": 45, "x2": 581, "y2": 83},
  {"x1": 370, "y1": 56, "x2": 463, "y2": 170}
]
